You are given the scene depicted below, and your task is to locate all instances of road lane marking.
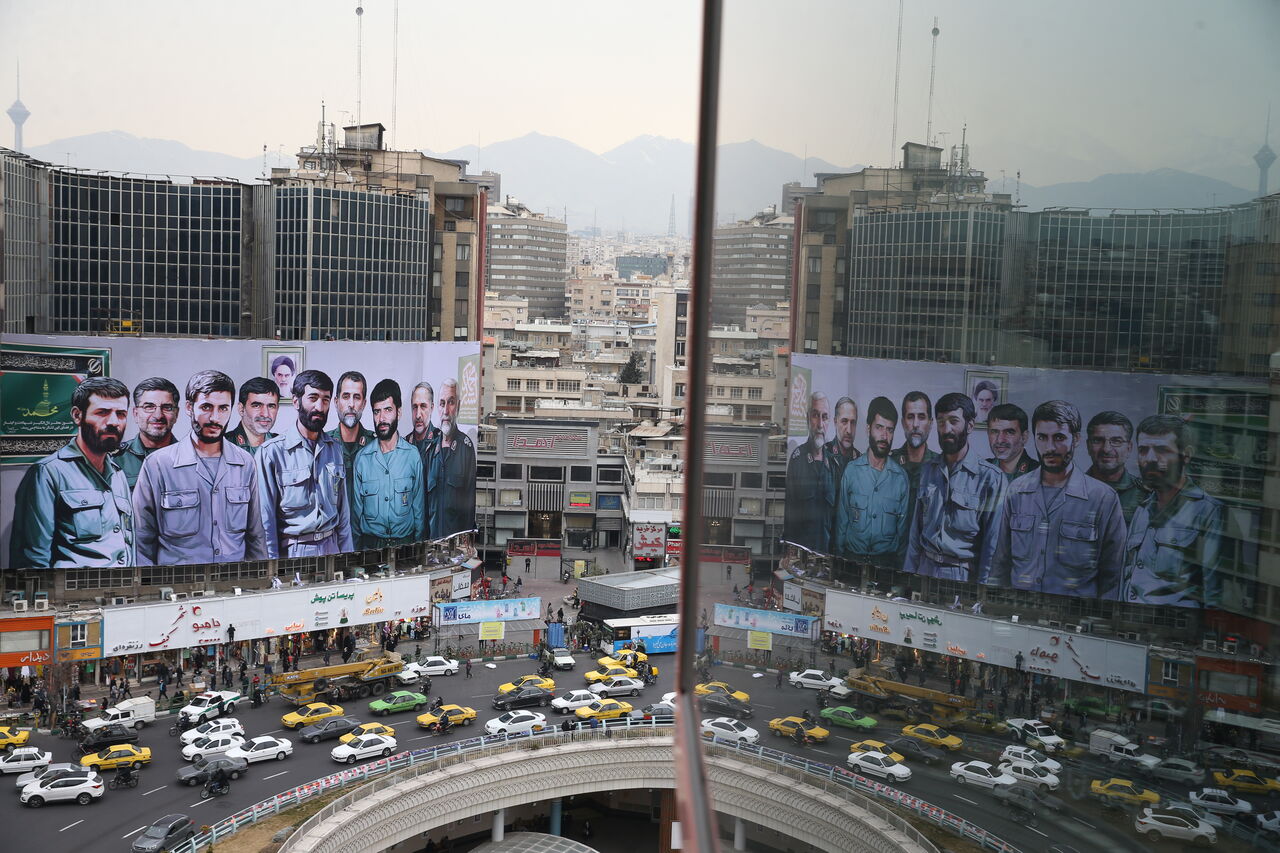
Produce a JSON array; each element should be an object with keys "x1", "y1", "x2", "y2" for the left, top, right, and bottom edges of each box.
[
  {"x1": 122, "y1": 826, "x2": 147, "y2": 839},
  {"x1": 191, "y1": 798, "x2": 213, "y2": 807},
  {"x1": 263, "y1": 771, "x2": 289, "y2": 780},
  {"x1": 59, "y1": 821, "x2": 85, "y2": 832},
  {"x1": 260, "y1": 729, "x2": 283, "y2": 735},
  {"x1": 1027, "y1": 827, "x2": 1049, "y2": 838},
  {"x1": 142, "y1": 785, "x2": 167, "y2": 796},
  {"x1": 1071, "y1": 817, "x2": 1095, "y2": 828},
  {"x1": 952, "y1": 794, "x2": 979, "y2": 805}
]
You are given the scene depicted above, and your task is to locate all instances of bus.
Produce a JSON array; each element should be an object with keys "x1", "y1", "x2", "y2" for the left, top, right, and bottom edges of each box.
[{"x1": 602, "y1": 614, "x2": 679, "y2": 655}]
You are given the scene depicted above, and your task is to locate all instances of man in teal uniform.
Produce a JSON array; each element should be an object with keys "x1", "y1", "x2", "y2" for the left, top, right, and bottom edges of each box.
[
  {"x1": 1085, "y1": 411, "x2": 1149, "y2": 525},
  {"x1": 835, "y1": 397, "x2": 909, "y2": 565},
  {"x1": 113, "y1": 376, "x2": 180, "y2": 488},
  {"x1": 10, "y1": 377, "x2": 135, "y2": 569},
  {"x1": 353, "y1": 379, "x2": 425, "y2": 549},
  {"x1": 226, "y1": 377, "x2": 279, "y2": 456}
]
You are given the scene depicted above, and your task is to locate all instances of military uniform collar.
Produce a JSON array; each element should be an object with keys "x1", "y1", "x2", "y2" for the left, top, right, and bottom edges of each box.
[
  {"x1": 284, "y1": 426, "x2": 335, "y2": 450},
  {"x1": 170, "y1": 433, "x2": 245, "y2": 467},
  {"x1": 61, "y1": 437, "x2": 123, "y2": 478}
]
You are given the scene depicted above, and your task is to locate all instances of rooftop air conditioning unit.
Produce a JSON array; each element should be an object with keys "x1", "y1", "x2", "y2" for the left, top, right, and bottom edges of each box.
[
  {"x1": 110, "y1": 596, "x2": 129, "y2": 606},
  {"x1": 173, "y1": 592, "x2": 188, "y2": 600},
  {"x1": 159, "y1": 587, "x2": 175, "y2": 601},
  {"x1": 333, "y1": 571, "x2": 345, "y2": 582},
  {"x1": 910, "y1": 591, "x2": 922, "y2": 602},
  {"x1": 1201, "y1": 638, "x2": 1217, "y2": 652},
  {"x1": 1047, "y1": 620, "x2": 1062, "y2": 629},
  {"x1": 33, "y1": 598, "x2": 48, "y2": 611},
  {"x1": 12, "y1": 599, "x2": 27, "y2": 612}
]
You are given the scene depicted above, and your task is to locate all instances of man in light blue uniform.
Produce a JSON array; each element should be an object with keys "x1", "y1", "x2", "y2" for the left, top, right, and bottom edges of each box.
[
  {"x1": 9, "y1": 377, "x2": 134, "y2": 569},
  {"x1": 903, "y1": 392, "x2": 1005, "y2": 582},
  {"x1": 1123, "y1": 415, "x2": 1224, "y2": 608},
  {"x1": 835, "y1": 396, "x2": 909, "y2": 565},
  {"x1": 255, "y1": 369, "x2": 353, "y2": 558},
  {"x1": 353, "y1": 378, "x2": 425, "y2": 549},
  {"x1": 132, "y1": 370, "x2": 268, "y2": 566},
  {"x1": 984, "y1": 401, "x2": 1127, "y2": 599}
]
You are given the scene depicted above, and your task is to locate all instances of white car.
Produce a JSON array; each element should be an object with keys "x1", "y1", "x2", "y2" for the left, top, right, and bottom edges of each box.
[
  {"x1": 397, "y1": 657, "x2": 460, "y2": 683},
  {"x1": 330, "y1": 733, "x2": 397, "y2": 764},
  {"x1": 226, "y1": 736, "x2": 293, "y2": 764},
  {"x1": 178, "y1": 690, "x2": 241, "y2": 724},
  {"x1": 1134, "y1": 811, "x2": 1216, "y2": 845},
  {"x1": 20, "y1": 772, "x2": 103, "y2": 807},
  {"x1": 1148, "y1": 803, "x2": 1224, "y2": 831},
  {"x1": 0, "y1": 747, "x2": 53, "y2": 775},
  {"x1": 788, "y1": 669, "x2": 843, "y2": 690},
  {"x1": 14, "y1": 763, "x2": 85, "y2": 791},
  {"x1": 180, "y1": 733, "x2": 245, "y2": 761},
  {"x1": 662, "y1": 691, "x2": 677, "y2": 705},
  {"x1": 179, "y1": 717, "x2": 244, "y2": 745},
  {"x1": 999, "y1": 745, "x2": 1062, "y2": 775},
  {"x1": 700, "y1": 717, "x2": 760, "y2": 745},
  {"x1": 485, "y1": 711, "x2": 548, "y2": 736},
  {"x1": 1189, "y1": 787, "x2": 1253, "y2": 815},
  {"x1": 548, "y1": 647, "x2": 576, "y2": 670},
  {"x1": 1257, "y1": 810, "x2": 1280, "y2": 836},
  {"x1": 997, "y1": 761, "x2": 1060, "y2": 791},
  {"x1": 551, "y1": 690, "x2": 599, "y2": 714},
  {"x1": 848, "y1": 751, "x2": 912, "y2": 782},
  {"x1": 950, "y1": 760, "x2": 1016, "y2": 789},
  {"x1": 589, "y1": 676, "x2": 646, "y2": 698}
]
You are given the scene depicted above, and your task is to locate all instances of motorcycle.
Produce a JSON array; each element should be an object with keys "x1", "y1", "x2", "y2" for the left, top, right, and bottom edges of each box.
[
  {"x1": 169, "y1": 717, "x2": 194, "y2": 737},
  {"x1": 200, "y1": 780, "x2": 231, "y2": 799},
  {"x1": 109, "y1": 770, "x2": 140, "y2": 790},
  {"x1": 431, "y1": 720, "x2": 454, "y2": 737},
  {"x1": 560, "y1": 570, "x2": 571, "y2": 584}
]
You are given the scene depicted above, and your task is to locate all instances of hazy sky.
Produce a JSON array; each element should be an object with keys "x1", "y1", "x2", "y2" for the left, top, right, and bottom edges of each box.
[{"x1": 3, "y1": 0, "x2": 1277, "y2": 186}]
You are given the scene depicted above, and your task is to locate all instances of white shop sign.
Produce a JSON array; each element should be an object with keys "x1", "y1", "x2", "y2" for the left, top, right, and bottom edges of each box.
[
  {"x1": 823, "y1": 589, "x2": 1148, "y2": 693},
  {"x1": 782, "y1": 582, "x2": 802, "y2": 612},
  {"x1": 102, "y1": 576, "x2": 435, "y2": 656},
  {"x1": 451, "y1": 571, "x2": 473, "y2": 600}
]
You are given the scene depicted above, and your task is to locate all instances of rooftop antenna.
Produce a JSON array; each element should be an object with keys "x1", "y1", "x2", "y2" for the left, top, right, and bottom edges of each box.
[
  {"x1": 262, "y1": 143, "x2": 268, "y2": 178},
  {"x1": 390, "y1": 0, "x2": 399, "y2": 150},
  {"x1": 7, "y1": 59, "x2": 30, "y2": 153},
  {"x1": 1256, "y1": 103, "x2": 1275, "y2": 197},
  {"x1": 1015, "y1": 170, "x2": 1021, "y2": 207},
  {"x1": 889, "y1": 0, "x2": 904, "y2": 166},
  {"x1": 926, "y1": 18, "x2": 940, "y2": 148},
  {"x1": 354, "y1": 5, "x2": 364, "y2": 150},
  {"x1": 667, "y1": 194, "x2": 677, "y2": 238}
]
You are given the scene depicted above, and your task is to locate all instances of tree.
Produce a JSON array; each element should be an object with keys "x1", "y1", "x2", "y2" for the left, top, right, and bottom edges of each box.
[{"x1": 618, "y1": 352, "x2": 645, "y2": 385}]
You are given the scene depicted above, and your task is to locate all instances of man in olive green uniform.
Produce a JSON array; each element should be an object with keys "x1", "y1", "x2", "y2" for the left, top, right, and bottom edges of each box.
[
  {"x1": 10, "y1": 377, "x2": 135, "y2": 569},
  {"x1": 406, "y1": 381, "x2": 442, "y2": 451},
  {"x1": 425, "y1": 378, "x2": 475, "y2": 540},
  {"x1": 1085, "y1": 411, "x2": 1149, "y2": 525},
  {"x1": 985, "y1": 403, "x2": 1040, "y2": 483},
  {"x1": 226, "y1": 377, "x2": 279, "y2": 456},
  {"x1": 113, "y1": 377, "x2": 180, "y2": 488}
]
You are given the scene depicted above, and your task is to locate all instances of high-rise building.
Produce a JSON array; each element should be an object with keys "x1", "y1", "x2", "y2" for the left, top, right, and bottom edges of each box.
[
  {"x1": 710, "y1": 209, "x2": 792, "y2": 326},
  {"x1": 486, "y1": 198, "x2": 568, "y2": 319}
]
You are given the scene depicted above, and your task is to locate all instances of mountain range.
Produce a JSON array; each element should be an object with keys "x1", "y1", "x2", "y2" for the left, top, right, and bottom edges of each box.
[{"x1": 21, "y1": 131, "x2": 1258, "y2": 234}]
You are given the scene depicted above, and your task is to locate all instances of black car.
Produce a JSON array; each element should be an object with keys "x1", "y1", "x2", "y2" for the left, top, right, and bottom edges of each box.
[
  {"x1": 298, "y1": 716, "x2": 363, "y2": 744},
  {"x1": 699, "y1": 693, "x2": 752, "y2": 719},
  {"x1": 131, "y1": 814, "x2": 196, "y2": 853},
  {"x1": 493, "y1": 686, "x2": 553, "y2": 711},
  {"x1": 884, "y1": 736, "x2": 945, "y2": 766},
  {"x1": 175, "y1": 755, "x2": 249, "y2": 787},
  {"x1": 79, "y1": 724, "x2": 140, "y2": 755},
  {"x1": 630, "y1": 703, "x2": 676, "y2": 721}
]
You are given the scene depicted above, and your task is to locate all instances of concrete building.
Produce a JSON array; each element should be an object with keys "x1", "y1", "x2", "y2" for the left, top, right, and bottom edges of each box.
[
  {"x1": 711, "y1": 209, "x2": 793, "y2": 326},
  {"x1": 482, "y1": 291, "x2": 530, "y2": 331},
  {"x1": 487, "y1": 198, "x2": 568, "y2": 319},
  {"x1": 616, "y1": 253, "x2": 669, "y2": 281},
  {"x1": 744, "y1": 302, "x2": 791, "y2": 343}
]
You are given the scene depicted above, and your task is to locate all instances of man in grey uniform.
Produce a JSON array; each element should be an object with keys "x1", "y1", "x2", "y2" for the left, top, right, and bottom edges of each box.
[
  {"x1": 903, "y1": 392, "x2": 1005, "y2": 581},
  {"x1": 132, "y1": 370, "x2": 268, "y2": 566},
  {"x1": 984, "y1": 401, "x2": 1126, "y2": 599},
  {"x1": 353, "y1": 379, "x2": 425, "y2": 549},
  {"x1": 114, "y1": 377, "x2": 180, "y2": 488},
  {"x1": 255, "y1": 369, "x2": 354, "y2": 558},
  {"x1": 9, "y1": 377, "x2": 134, "y2": 570},
  {"x1": 1123, "y1": 415, "x2": 1224, "y2": 608},
  {"x1": 425, "y1": 378, "x2": 476, "y2": 540}
]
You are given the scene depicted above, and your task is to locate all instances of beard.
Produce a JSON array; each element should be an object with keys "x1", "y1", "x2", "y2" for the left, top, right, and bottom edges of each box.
[
  {"x1": 81, "y1": 421, "x2": 123, "y2": 454},
  {"x1": 375, "y1": 422, "x2": 396, "y2": 441},
  {"x1": 298, "y1": 405, "x2": 328, "y2": 432},
  {"x1": 870, "y1": 439, "x2": 890, "y2": 459},
  {"x1": 938, "y1": 431, "x2": 968, "y2": 455},
  {"x1": 907, "y1": 432, "x2": 926, "y2": 449},
  {"x1": 340, "y1": 411, "x2": 360, "y2": 429},
  {"x1": 196, "y1": 422, "x2": 226, "y2": 444}
]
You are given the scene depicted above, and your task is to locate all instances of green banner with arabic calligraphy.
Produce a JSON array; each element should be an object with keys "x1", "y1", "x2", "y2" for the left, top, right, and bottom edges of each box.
[{"x1": 1, "y1": 343, "x2": 112, "y2": 464}]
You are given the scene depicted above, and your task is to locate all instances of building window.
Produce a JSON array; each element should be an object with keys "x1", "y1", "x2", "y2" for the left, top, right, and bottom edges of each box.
[
  {"x1": 476, "y1": 490, "x2": 494, "y2": 507},
  {"x1": 69, "y1": 623, "x2": 88, "y2": 648},
  {"x1": 507, "y1": 378, "x2": 522, "y2": 390},
  {"x1": 445, "y1": 220, "x2": 457, "y2": 232},
  {"x1": 500, "y1": 463, "x2": 523, "y2": 479},
  {"x1": 597, "y1": 467, "x2": 623, "y2": 484},
  {"x1": 570, "y1": 465, "x2": 593, "y2": 482},
  {"x1": 1160, "y1": 660, "x2": 1179, "y2": 686},
  {"x1": 766, "y1": 500, "x2": 786, "y2": 517},
  {"x1": 674, "y1": 383, "x2": 686, "y2": 398},
  {"x1": 747, "y1": 387, "x2": 762, "y2": 400},
  {"x1": 740, "y1": 472, "x2": 763, "y2": 489},
  {"x1": 445, "y1": 197, "x2": 466, "y2": 212},
  {"x1": 738, "y1": 497, "x2": 763, "y2": 515},
  {"x1": 715, "y1": 386, "x2": 725, "y2": 396},
  {"x1": 477, "y1": 462, "x2": 496, "y2": 479},
  {"x1": 556, "y1": 380, "x2": 581, "y2": 392},
  {"x1": 730, "y1": 387, "x2": 743, "y2": 399},
  {"x1": 767, "y1": 473, "x2": 788, "y2": 489},
  {"x1": 528, "y1": 465, "x2": 565, "y2": 482},
  {"x1": 704, "y1": 472, "x2": 734, "y2": 487},
  {"x1": 498, "y1": 489, "x2": 523, "y2": 507},
  {"x1": 807, "y1": 256, "x2": 822, "y2": 273},
  {"x1": 456, "y1": 243, "x2": 471, "y2": 261}
]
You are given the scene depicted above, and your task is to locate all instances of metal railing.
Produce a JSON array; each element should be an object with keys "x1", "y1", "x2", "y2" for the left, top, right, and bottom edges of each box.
[{"x1": 170, "y1": 716, "x2": 1019, "y2": 853}]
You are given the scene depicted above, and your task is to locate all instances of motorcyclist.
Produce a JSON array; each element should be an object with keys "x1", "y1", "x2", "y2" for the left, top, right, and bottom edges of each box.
[
  {"x1": 431, "y1": 696, "x2": 444, "y2": 711},
  {"x1": 114, "y1": 765, "x2": 136, "y2": 787},
  {"x1": 817, "y1": 688, "x2": 830, "y2": 709},
  {"x1": 433, "y1": 715, "x2": 454, "y2": 735},
  {"x1": 791, "y1": 725, "x2": 808, "y2": 747},
  {"x1": 802, "y1": 708, "x2": 815, "y2": 723},
  {"x1": 206, "y1": 766, "x2": 230, "y2": 796}
]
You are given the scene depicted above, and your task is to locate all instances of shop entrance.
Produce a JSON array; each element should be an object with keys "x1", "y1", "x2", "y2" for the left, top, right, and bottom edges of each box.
[{"x1": 528, "y1": 511, "x2": 562, "y2": 540}]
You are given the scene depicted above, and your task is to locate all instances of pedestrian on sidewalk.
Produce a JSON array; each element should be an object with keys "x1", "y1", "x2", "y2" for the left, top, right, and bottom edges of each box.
[
  {"x1": 726, "y1": 565, "x2": 732, "y2": 581},
  {"x1": 465, "y1": 660, "x2": 473, "y2": 678},
  {"x1": 776, "y1": 669, "x2": 785, "y2": 688},
  {"x1": 157, "y1": 678, "x2": 168, "y2": 700},
  {"x1": 121, "y1": 679, "x2": 132, "y2": 699}
]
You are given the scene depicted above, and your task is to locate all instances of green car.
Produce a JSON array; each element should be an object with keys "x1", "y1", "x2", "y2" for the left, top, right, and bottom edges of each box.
[
  {"x1": 1063, "y1": 696, "x2": 1120, "y2": 718},
  {"x1": 819, "y1": 706, "x2": 877, "y2": 731},
  {"x1": 368, "y1": 691, "x2": 429, "y2": 716}
]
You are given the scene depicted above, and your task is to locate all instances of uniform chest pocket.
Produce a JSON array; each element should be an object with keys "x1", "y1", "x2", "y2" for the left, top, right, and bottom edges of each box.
[
  {"x1": 1058, "y1": 521, "x2": 1099, "y2": 569},
  {"x1": 393, "y1": 476, "x2": 414, "y2": 516},
  {"x1": 280, "y1": 467, "x2": 313, "y2": 510},
  {"x1": 944, "y1": 487, "x2": 981, "y2": 538},
  {"x1": 224, "y1": 486, "x2": 252, "y2": 532},
  {"x1": 159, "y1": 489, "x2": 201, "y2": 539},
  {"x1": 358, "y1": 479, "x2": 381, "y2": 522},
  {"x1": 1153, "y1": 525, "x2": 1199, "y2": 552},
  {"x1": 59, "y1": 489, "x2": 108, "y2": 542},
  {"x1": 1009, "y1": 512, "x2": 1038, "y2": 563},
  {"x1": 114, "y1": 494, "x2": 134, "y2": 533}
]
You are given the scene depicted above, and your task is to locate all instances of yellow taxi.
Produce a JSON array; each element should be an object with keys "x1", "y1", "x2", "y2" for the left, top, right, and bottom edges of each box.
[
  {"x1": 1090, "y1": 778, "x2": 1160, "y2": 806},
  {"x1": 694, "y1": 682, "x2": 750, "y2": 702},
  {"x1": 584, "y1": 664, "x2": 638, "y2": 684},
  {"x1": 80, "y1": 744, "x2": 152, "y2": 771},
  {"x1": 340, "y1": 721, "x2": 395, "y2": 744},
  {"x1": 0, "y1": 726, "x2": 31, "y2": 750},
  {"x1": 1212, "y1": 768, "x2": 1280, "y2": 795},
  {"x1": 281, "y1": 702, "x2": 345, "y2": 730},
  {"x1": 498, "y1": 674, "x2": 556, "y2": 694},
  {"x1": 849, "y1": 739, "x2": 905, "y2": 762},
  {"x1": 768, "y1": 716, "x2": 830, "y2": 743},
  {"x1": 596, "y1": 650, "x2": 649, "y2": 668},
  {"x1": 901, "y1": 723, "x2": 964, "y2": 751},
  {"x1": 575, "y1": 698, "x2": 634, "y2": 720},
  {"x1": 415, "y1": 704, "x2": 477, "y2": 729}
]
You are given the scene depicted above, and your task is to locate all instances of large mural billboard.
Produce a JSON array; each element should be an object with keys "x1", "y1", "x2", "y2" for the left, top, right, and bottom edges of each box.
[
  {"x1": 785, "y1": 355, "x2": 1265, "y2": 610},
  {"x1": 1, "y1": 335, "x2": 481, "y2": 570}
]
